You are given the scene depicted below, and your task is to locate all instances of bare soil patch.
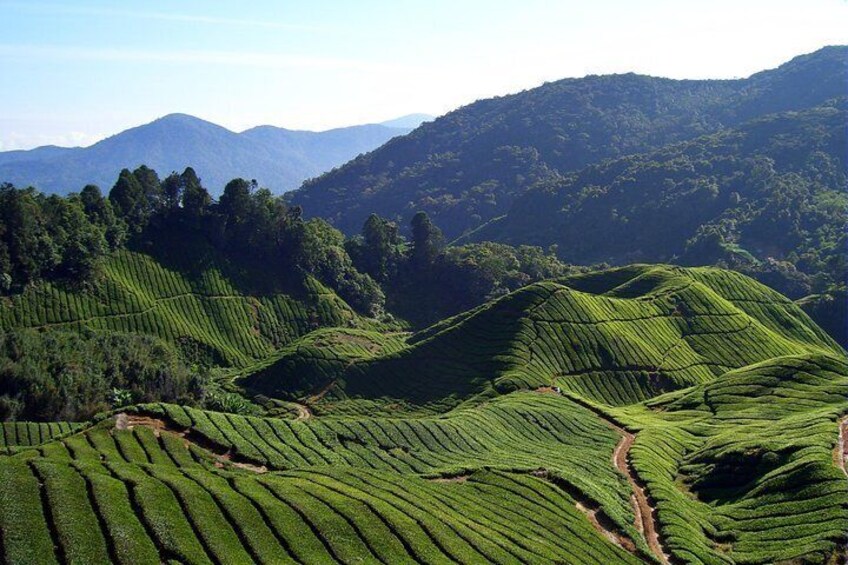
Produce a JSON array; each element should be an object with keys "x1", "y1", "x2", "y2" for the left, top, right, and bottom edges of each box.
[
  {"x1": 113, "y1": 411, "x2": 267, "y2": 473},
  {"x1": 834, "y1": 417, "x2": 848, "y2": 476}
]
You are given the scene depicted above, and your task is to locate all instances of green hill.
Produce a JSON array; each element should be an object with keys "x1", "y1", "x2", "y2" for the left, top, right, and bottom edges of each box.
[
  {"x1": 0, "y1": 250, "x2": 368, "y2": 368},
  {"x1": 290, "y1": 46, "x2": 846, "y2": 239},
  {"x1": 464, "y1": 100, "x2": 846, "y2": 298},
  {"x1": 1, "y1": 264, "x2": 846, "y2": 564},
  {"x1": 243, "y1": 265, "x2": 841, "y2": 413},
  {"x1": 0, "y1": 399, "x2": 645, "y2": 564},
  {"x1": 618, "y1": 354, "x2": 848, "y2": 563}
]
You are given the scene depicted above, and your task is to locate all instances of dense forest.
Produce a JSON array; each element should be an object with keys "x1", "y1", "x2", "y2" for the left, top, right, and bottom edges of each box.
[
  {"x1": 290, "y1": 46, "x2": 846, "y2": 238},
  {"x1": 467, "y1": 101, "x2": 847, "y2": 301}
]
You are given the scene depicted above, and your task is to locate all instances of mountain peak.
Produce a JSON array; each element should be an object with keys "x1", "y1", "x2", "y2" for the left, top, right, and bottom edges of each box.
[{"x1": 0, "y1": 113, "x2": 425, "y2": 195}]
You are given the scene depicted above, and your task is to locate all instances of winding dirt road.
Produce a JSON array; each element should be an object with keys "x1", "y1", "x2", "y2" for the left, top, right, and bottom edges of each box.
[
  {"x1": 538, "y1": 389, "x2": 673, "y2": 563},
  {"x1": 834, "y1": 417, "x2": 848, "y2": 476},
  {"x1": 612, "y1": 428, "x2": 672, "y2": 564}
]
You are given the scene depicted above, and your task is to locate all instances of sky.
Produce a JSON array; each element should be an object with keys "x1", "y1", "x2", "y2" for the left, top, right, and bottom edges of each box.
[{"x1": 0, "y1": 0, "x2": 845, "y2": 151}]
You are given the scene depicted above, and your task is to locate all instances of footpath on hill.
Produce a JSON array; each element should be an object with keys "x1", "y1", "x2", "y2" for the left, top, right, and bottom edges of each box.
[{"x1": 541, "y1": 388, "x2": 674, "y2": 564}]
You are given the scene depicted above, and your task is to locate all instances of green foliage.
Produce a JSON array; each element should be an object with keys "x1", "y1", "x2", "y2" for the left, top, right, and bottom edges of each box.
[
  {"x1": 470, "y1": 102, "x2": 847, "y2": 302},
  {"x1": 251, "y1": 265, "x2": 838, "y2": 413},
  {"x1": 0, "y1": 421, "x2": 81, "y2": 451},
  {"x1": 617, "y1": 355, "x2": 848, "y2": 564},
  {"x1": 202, "y1": 388, "x2": 257, "y2": 416},
  {"x1": 242, "y1": 327, "x2": 408, "y2": 400},
  {"x1": 0, "y1": 249, "x2": 369, "y2": 368},
  {"x1": 0, "y1": 261, "x2": 845, "y2": 564},
  {"x1": 291, "y1": 47, "x2": 847, "y2": 239},
  {"x1": 0, "y1": 328, "x2": 200, "y2": 421},
  {"x1": 0, "y1": 183, "x2": 110, "y2": 292},
  {"x1": 0, "y1": 396, "x2": 645, "y2": 565},
  {"x1": 798, "y1": 287, "x2": 847, "y2": 347}
]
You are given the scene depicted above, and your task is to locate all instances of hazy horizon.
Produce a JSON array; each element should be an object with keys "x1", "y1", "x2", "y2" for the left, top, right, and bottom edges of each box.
[{"x1": 1, "y1": 0, "x2": 845, "y2": 151}]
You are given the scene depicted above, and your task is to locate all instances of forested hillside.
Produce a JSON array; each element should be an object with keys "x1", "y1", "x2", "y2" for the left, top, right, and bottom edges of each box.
[
  {"x1": 290, "y1": 46, "x2": 846, "y2": 238},
  {"x1": 0, "y1": 167, "x2": 582, "y2": 420},
  {"x1": 467, "y1": 100, "x2": 847, "y2": 300}
]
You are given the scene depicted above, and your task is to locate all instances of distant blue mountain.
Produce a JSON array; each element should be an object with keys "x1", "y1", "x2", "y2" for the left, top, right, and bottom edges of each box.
[
  {"x1": 0, "y1": 113, "x2": 431, "y2": 195},
  {"x1": 379, "y1": 113, "x2": 434, "y2": 129}
]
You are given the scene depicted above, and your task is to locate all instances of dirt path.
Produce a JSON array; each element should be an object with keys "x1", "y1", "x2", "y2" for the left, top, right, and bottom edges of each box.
[
  {"x1": 612, "y1": 430, "x2": 671, "y2": 564},
  {"x1": 292, "y1": 403, "x2": 312, "y2": 421},
  {"x1": 539, "y1": 389, "x2": 673, "y2": 563},
  {"x1": 834, "y1": 417, "x2": 848, "y2": 476}
]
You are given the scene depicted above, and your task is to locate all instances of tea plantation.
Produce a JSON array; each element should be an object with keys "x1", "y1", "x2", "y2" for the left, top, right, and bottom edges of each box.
[
  {"x1": 0, "y1": 250, "x2": 368, "y2": 367},
  {"x1": 1, "y1": 264, "x2": 846, "y2": 563}
]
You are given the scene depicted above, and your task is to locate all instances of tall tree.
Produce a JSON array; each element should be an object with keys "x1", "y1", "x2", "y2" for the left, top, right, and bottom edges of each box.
[
  {"x1": 108, "y1": 168, "x2": 145, "y2": 226},
  {"x1": 410, "y1": 211, "x2": 444, "y2": 269},
  {"x1": 361, "y1": 214, "x2": 403, "y2": 281},
  {"x1": 132, "y1": 165, "x2": 163, "y2": 214},
  {"x1": 161, "y1": 173, "x2": 183, "y2": 210},
  {"x1": 180, "y1": 167, "x2": 211, "y2": 216}
]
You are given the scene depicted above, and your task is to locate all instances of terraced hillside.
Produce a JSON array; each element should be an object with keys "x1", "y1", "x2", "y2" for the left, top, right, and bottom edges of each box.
[
  {"x1": 0, "y1": 400, "x2": 645, "y2": 565},
  {"x1": 1, "y1": 265, "x2": 846, "y2": 564},
  {"x1": 0, "y1": 250, "x2": 368, "y2": 367},
  {"x1": 617, "y1": 354, "x2": 848, "y2": 564},
  {"x1": 1, "y1": 422, "x2": 82, "y2": 454},
  {"x1": 244, "y1": 265, "x2": 841, "y2": 413}
]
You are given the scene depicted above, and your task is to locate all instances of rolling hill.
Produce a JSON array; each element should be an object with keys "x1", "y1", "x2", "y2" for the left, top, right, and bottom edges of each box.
[
  {"x1": 0, "y1": 113, "x2": 430, "y2": 195},
  {"x1": 0, "y1": 249, "x2": 371, "y2": 368},
  {"x1": 1, "y1": 264, "x2": 845, "y2": 564},
  {"x1": 289, "y1": 46, "x2": 846, "y2": 239},
  {"x1": 242, "y1": 264, "x2": 842, "y2": 413}
]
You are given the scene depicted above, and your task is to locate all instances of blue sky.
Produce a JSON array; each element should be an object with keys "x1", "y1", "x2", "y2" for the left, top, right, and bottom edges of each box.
[{"x1": 1, "y1": 0, "x2": 845, "y2": 150}]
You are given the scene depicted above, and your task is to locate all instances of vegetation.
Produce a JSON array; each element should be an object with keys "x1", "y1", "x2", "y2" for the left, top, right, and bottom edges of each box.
[
  {"x1": 618, "y1": 354, "x2": 848, "y2": 563},
  {"x1": 0, "y1": 166, "x2": 386, "y2": 317},
  {"x1": 0, "y1": 329, "x2": 199, "y2": 421},
  {"x1": 0, "y1": 261, "x2": 844, "y2": 563},
  {"x1": 0, "y1": 169, "x2": 583, "y2": 419},
  {"x1": 0, "y1": 47, "x2": 845, "y2": 565},
  {"x1": 468, "y1": 101, "x2": 847, "y2": 304},
  {"x1": 0, "y1": 412, "x2": 644, "y2": 564},
  {"x1": 244, "y1": 265, "x2": 840, "y2": 414},
  {"x1": 290, "y1": 47, "x2": 846, "y2": 238}
]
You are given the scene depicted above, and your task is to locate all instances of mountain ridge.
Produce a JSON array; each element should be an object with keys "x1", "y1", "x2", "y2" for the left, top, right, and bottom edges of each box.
[
  {"x1": 289, "y1": 46, "x2": 847, "y2": 238},
  {"x1": 0, "y1": 112, "x2": 430, "y2": 195}
]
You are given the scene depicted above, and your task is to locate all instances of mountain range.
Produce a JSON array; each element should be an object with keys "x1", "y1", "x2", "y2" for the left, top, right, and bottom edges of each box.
[
  {"x1": 0, "y1": 113, "x2": 432, "y2": 195},
  {"x1": 289, "y1": 46, "x2": 846, "y2": 239}
]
